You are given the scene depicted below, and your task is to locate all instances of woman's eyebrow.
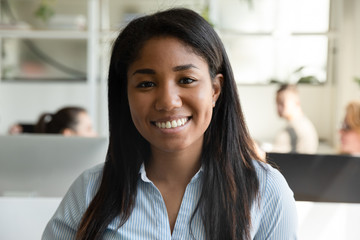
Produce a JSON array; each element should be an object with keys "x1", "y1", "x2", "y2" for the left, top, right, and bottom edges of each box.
[
  {"x1": 131, "y1": 64, "x2": 198, "y2": 76},
  {"x1": 132, "y1": 68, "x2": 156, "y2": 76},
  {"x1": 172, "y1": 64, "x2": 198, "y2": 72}
]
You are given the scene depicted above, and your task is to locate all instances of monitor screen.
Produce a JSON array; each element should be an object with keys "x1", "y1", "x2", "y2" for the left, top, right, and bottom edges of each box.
[
  {"x1": 267, "y1": 152, "x2": 360, "y2": 203},
  {"x1": 0, "y1": 134, "x2": 108, "y2": 197}
]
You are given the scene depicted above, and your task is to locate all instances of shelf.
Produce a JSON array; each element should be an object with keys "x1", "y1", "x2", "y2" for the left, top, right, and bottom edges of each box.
[
  {"x1": 1, "y1": 77, "x2": 87, "y2": 82},
  {"x1": 0, "y1": 29, "x2": 88, "y2": 39}
]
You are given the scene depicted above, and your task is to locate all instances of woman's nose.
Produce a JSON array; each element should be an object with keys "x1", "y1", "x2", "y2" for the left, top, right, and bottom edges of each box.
[{"x1": 155, "y1": 83, "x2": 182, "y2": 111}]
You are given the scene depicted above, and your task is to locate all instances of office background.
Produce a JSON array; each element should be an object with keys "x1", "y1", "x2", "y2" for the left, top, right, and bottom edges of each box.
[
  {"x1": 1, "y1": 0, "x2": 360, "y2": 239},
  {"x1": 0, "y1": 0, "x2": 359, "y2": 152}
]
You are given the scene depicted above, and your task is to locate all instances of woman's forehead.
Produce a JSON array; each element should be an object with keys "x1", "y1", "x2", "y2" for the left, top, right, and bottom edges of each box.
[{"x1": 128, "y1": 37, "x2": 208, "y2": 70}]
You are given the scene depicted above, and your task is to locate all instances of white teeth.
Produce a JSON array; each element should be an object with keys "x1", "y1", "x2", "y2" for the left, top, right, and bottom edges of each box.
[{"x1": 155, "y1": 118, "x2": 188, "y2": 129}]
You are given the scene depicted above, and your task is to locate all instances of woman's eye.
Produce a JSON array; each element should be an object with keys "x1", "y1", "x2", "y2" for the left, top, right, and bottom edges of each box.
[
  {"x1": 179, "y1": 78, "x2": 196, "y2": 84},
  {"x1": 137, "y1": 81, "x2": 155, "y2": 88}
]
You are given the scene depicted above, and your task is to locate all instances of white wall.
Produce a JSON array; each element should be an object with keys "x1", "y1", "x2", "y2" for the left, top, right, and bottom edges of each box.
[{"x1": 332, "y1": 0, "x2": 360, "y2": 147}]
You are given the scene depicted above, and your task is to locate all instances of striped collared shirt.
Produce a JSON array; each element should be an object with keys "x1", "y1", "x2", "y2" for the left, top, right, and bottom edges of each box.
[{"x1": 42, "y1": 161, "x2": 298, "y2": 239}]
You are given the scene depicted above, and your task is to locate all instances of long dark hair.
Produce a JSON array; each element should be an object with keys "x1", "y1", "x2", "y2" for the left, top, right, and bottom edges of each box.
[
  {"x1": 76, "y1": 8, "x2": 261, "y2": 240},
  {"x1": 35, "y1": 106, "x2": 86, "y2": 134}
]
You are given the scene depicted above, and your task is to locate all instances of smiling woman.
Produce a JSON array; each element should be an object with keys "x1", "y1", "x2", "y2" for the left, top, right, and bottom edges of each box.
[
  {"x1": 127, "y1": 36, "x2": 221, "y2": 154},
  {"x1": 42, "y1": 8, "x2": 298, "y2": 240}
]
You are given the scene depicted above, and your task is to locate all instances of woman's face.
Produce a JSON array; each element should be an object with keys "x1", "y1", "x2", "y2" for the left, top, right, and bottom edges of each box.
[
  {"x1": 127, "y1": 37, "x2": 222, "y2": 154},
  {"x1": 339, "y1": 121, "x2": 360, "y2": 154},
  {"x1": 70, "y1": 112, "x2": 97, "y2": 137},
  {"x1": 276, "y1": 91, "x2": 299, "y2": 120}
]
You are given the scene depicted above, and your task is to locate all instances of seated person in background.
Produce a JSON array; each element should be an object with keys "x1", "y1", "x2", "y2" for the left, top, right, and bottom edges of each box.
[
  {"x1": 35, "y1": 106, "x2": 97, "y2": 137},
  {"x1": 339, "y1": 100, "x2": 360, "y2": 155},
  {"x1": 272, "y1": 84, "x2": 318, "y2": 153},
  {"x1": 8, "y1": 124, "x2": 26, "y2": 135},
  {"x1": 8, "y1": 124, "x2": 35, "y2": 135}
]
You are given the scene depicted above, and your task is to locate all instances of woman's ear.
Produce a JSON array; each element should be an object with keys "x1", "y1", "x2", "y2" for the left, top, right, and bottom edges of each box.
[
  {"x1": 212, "y1": 73, "x2": 223, "y2": 106},
  {"x1": 62, "y1": 128, "x2": 75, "y2": 136}
]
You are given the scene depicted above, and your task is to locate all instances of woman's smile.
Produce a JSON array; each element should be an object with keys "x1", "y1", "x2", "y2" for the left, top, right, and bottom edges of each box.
[{"x1": 152, "y1": 117, "x2": 190, "y2": 129}]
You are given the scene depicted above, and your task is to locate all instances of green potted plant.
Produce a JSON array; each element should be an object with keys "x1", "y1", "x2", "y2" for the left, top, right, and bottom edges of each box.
[
  {"x1": 34, "y1": 0, "x2": 56, "y2": 23},
  {"x1": 354, "y1": 76, "x2": 360, "y2": 86}
]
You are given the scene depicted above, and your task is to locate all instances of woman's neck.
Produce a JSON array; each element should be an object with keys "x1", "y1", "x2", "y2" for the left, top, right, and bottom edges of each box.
[{"x1": 145, "y1": 146, "x2": 202, "y2": 186}]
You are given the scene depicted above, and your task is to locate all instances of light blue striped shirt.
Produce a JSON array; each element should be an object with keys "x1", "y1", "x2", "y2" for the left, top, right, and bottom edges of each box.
[{"x1": 42, "y1": 161, "x2": 298, "y2": 239}]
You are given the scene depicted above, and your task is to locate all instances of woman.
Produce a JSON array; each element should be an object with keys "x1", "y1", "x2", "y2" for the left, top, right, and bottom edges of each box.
[
  {"x1": 35, "y1": 106, "x2": 96, "y2": 137},
  {"x1": 339, "y1": 100, "x2": 360, "y2": 155},
  {"x1": 43, "y1": 8, "x2": 297, "y2": 239}
]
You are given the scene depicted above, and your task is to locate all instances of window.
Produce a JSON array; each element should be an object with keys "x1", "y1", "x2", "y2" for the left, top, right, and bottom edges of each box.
[{"x1": 214, "y1": 0, "x2": 332, "y2": 84}]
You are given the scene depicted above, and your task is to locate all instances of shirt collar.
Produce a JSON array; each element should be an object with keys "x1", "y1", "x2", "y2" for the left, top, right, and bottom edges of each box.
[
  {"x1": 139, "y1": 163, "x2": 204, "y2": 183},
  {"x1": 139, "y1": 163, "x2": 152, "y2": 183}
]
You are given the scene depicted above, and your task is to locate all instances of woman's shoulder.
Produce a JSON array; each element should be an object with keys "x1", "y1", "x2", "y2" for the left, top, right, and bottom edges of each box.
[
  {"x1": 75, "y1": 163, "x2": 104, "y2": 196},
  {"x1": 59, "y1": 163, "x2": 104, "y2": 210},
  {"x1": 42, "y1": 163, "x2": 105, "y2": 239},
  {"x1": 250, "y1": 160, "x2": 298, "y2": 239},
  {"x1": 252, "y1": 160, "x2": 293, "y2": 198},
  {"x1": 82, "y1": 163, "x2": 104, "y2": 179}
]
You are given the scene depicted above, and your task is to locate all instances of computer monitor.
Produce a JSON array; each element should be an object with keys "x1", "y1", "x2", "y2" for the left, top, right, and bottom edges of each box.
[
  {"x1": 0, "y1": 134, "x2": 108, "y2": 197},
  {"x1": 267, "y1": 152, "x2": 360, "y2": 203}
]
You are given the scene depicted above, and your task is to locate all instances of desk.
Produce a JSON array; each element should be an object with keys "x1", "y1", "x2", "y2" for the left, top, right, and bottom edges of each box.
[
  {"x1": 297, "y1": 201, "x2": 360, "y2": 240},
  {"x1": 0, "y1": 197, "x2": 61, "y2": 240}
]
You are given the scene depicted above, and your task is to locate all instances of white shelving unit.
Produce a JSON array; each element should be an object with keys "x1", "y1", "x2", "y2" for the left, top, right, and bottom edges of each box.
[
  {"x1": 0, "y1": 0, "x2": 94, "y2": 80},
  {"x1": 0, "y1": 29, "x2": 88, "y2": 39},
  {"x1": 0, "y1": 0, "x2": 102, "y2": 134}
]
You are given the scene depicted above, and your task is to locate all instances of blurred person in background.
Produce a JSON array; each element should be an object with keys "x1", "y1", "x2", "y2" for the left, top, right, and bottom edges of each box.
[
  {"x1": 271, "y1": 84, "x2": 318, "y2": 153},
  {"x1": 35, "y1": 106, "x2": 97, "y2": 137},
  {"x1": 8, "y1": 106, "x2": 96, "y2": 137},
  {"x1": 8, "y1": 124, "x2": 26, "y2": 135},
  {"x1": 339, "y1": 100, "x2": 360, "y2": 155}
]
